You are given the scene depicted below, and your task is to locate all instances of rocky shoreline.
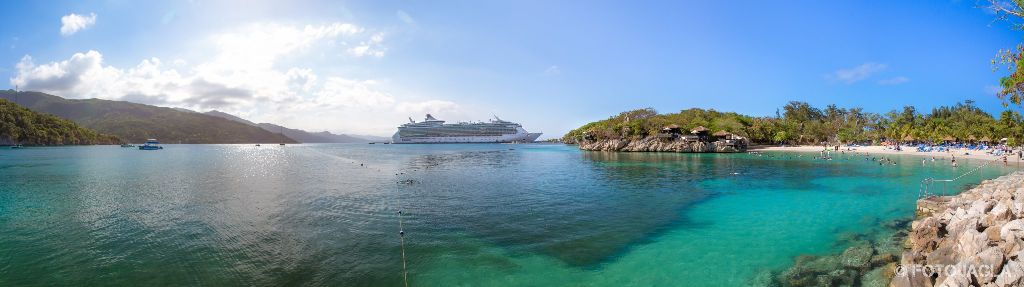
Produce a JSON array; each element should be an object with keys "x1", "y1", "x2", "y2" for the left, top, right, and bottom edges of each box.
[
  {"x1": 892, "y1": 171, "x2": 1024, "y2": 286},
  {"x1": 576, "y1": 137, "x2": 745, "y2": 152}
]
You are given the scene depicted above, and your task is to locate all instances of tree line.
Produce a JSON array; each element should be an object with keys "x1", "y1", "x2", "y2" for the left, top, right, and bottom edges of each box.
[
  {"x1": 562, "y1": 100, "x2": 1024, "y2": 146},
  {"x1": 0, "y1": 99, "x2": 121, "y2": 145}
]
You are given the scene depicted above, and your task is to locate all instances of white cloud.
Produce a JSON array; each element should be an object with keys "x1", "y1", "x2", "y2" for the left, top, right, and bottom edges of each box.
[
  {"x1": 397, "y1": 10, "x2": 416, "y2": 26},
  {"x1": 60, "y1": 13, "x2": 97, "y2": 36},
  {"x1": 10, "y1": 22, "x2": 461, "y2": 136},
  {"x1": 346, "y1": 32, "x2": 386, "y2": 57},
  {"x1": 826, "y1": 62, "x2": 887, "y2": 84},
  {"x1": 543, "y1": 65, "x2": 561, "y2": 76},
  {"x1": 877, "y1": 76, "x2": 910, "y2": 85}
]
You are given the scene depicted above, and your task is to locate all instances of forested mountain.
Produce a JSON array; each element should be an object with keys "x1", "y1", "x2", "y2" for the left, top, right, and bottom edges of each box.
[
  {"x1": 0, "y1": 91, "x2": 296, "y2": 144},
  {"x1": 0, "y1": 99, "x2": 120, "y2": 145},
  {"x1": 563, "y1": 100, "x2": 1024, "y2": 146},
  {"x1": 203, "y1": 110, "x2": 370, "y2": 143}
]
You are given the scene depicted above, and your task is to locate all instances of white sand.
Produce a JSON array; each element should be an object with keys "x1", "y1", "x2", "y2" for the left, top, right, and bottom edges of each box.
[{"x1": 750, "y1": 145, "x2": 1024, "y2": 164}]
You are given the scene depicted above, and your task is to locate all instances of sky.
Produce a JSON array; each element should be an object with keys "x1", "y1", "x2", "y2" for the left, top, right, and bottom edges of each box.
[{"x1": 0, "y1": 0, "x2": 1021, "y2": 138}]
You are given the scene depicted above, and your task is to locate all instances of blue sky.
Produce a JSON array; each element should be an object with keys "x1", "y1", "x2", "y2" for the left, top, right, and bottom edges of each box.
[{"x1": 0, "y1": 0, "x2": 1020, "y2": 137}]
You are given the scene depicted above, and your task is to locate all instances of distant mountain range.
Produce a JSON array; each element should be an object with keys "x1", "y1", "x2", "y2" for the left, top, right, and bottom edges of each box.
[
  {"x1": 202, "y1": 110, "x2": 374, "y2": 143},
  {"x1": 0, "y1": 91, "x2": 295, "y2": 144},
  {"x1": 0, "y1": 90, "x2": 384, "y2": 144}
]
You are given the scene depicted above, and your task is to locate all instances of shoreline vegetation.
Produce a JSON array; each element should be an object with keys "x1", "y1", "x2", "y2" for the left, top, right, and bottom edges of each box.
[
  {"x1": 0, "y1": 98, "x2": 120, "y2": 146},
  {"x1": 562, "y1": 101, "x2": 1024, "y2": 155},
  {"x1": 0, "y1": 90, "x2": 297, "y2": 144}
]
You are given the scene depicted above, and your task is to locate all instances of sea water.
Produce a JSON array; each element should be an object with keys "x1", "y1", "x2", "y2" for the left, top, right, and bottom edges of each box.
[{"x1": 0, "y1": 144, "x2": 1015, "y2": 286}]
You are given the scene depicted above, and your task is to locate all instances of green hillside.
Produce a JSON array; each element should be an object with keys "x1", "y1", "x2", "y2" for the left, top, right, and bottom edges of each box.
[
  {"x1": 0, "y1": 91, "x2": 297, "y2": 144},
  {"x1": 0, "y1": 98, "x2": 120, "y2": 145}
]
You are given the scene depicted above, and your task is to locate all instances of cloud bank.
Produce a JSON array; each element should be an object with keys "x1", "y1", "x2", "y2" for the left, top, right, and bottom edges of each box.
[{"x1": 12, "y1": 22, "x2": 459, "y2": 135}]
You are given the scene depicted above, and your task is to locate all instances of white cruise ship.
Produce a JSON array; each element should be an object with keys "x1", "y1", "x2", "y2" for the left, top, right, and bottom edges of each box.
[{"x1": 392, "y1": 114, "x2": 542, "y2": 144}]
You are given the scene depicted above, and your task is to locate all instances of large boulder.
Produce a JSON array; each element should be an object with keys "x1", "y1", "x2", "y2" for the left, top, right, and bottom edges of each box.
[
  {"x1": 994, "y1": 259, "x2": 1024, "y2": 286},
  {"x1": 983, "y1": 201, "x2": 1014, "y2": 227},
  {"x1": 969, "y1": 247, "x2": 1005, "y2": 284},
  {"x1": 927, "y1": 246, "x2": 958, "y2": 266},
  {"x1": 908, "y1": 217, "x2": 944, "y2": 253},
  {"x1": 955, "y1": 229, "x2": 990, "y2": 258},
  {"x1": 947, "y1": 215, "x2": 981, "y2": 240},
  {"x1": 1001, "y1": 220, "x2": 1024, "y2": 254},
  {"x1": 969, "y1": 200, "x2": 996, "y2": 216},
  {"x1": 935, "y1": 261, "x2": 972, "y2": 287}
]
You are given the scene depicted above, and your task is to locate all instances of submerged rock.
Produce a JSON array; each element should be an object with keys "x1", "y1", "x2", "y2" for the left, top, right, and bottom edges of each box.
[{"x1": 840, "y1": 245, "x2": 875, "y2": 269}]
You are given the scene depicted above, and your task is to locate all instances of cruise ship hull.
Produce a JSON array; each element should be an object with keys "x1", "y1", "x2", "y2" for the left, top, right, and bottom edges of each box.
[
  {"x1": 391, "y1": 132, "x2": 542, "y2": 144},
  {"x1": 392, "y1": 114, "x2": 541, "y2": 144}
]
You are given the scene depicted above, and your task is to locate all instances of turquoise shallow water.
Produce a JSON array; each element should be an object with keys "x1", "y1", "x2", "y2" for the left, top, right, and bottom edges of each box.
[{"x1": 0, "y1": 144, "x2": 1017, "y2": 286}]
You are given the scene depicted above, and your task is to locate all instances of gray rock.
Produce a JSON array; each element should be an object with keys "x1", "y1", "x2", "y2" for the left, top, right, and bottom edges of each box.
[
  {"x1": 955, "y1": 229, "x2": 989, "y2": 258},
  {"x1": 947, "y1": 215, "x2": 981, "y2": 240},
  {"x1": 935, "y1": 262, "x2": 971, "y2": 287},
  {"x1": 927, "y1": 246, "x2": 958, "y2": 266},
  {"x1": 971, "y1": 247, "x2": 1005, "y2": 284},
  {"x1": 994, "y1": 259, "x2": 1024, "y2": 286}
]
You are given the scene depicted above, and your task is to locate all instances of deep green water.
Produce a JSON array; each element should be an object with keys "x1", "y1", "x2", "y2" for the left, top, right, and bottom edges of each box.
[{"x1": 0, "y1": 144, "x2": 1016, "y2": 286}]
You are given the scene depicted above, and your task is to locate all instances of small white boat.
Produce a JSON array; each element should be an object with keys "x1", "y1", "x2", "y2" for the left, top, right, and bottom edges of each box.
[{"x1": 138, "y1": 139, "x2": 163, "y2": 150}]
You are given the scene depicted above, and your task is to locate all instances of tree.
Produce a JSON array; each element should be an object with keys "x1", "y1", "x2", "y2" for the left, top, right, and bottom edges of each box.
[{"x1": 987, "y1": 1, "x2": 1024, "y2": 106}]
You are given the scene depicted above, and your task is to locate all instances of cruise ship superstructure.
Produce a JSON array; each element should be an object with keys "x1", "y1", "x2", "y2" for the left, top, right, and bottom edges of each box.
[{"x1": 392, "y1": 114, "x2": 542, "y2": 144}]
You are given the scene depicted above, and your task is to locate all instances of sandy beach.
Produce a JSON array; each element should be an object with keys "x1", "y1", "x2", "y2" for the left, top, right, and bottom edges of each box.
[{"x1": 751, "y1": 145, "x2": 1024, "y2": 164}]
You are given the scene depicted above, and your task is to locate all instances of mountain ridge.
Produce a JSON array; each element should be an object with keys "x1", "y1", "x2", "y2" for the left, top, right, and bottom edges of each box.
[
  {"x1": 0, "y1": 91, "x2": 297, "y2": 144},
  {"x1": 203, "y1": 110, "x2": 373, "y2": 143}
]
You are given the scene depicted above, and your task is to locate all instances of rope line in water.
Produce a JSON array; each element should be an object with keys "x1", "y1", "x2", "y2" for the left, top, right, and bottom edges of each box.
[
  {"x1": 301, "y1": 147, "x2": 412, "y2": 286},
  {"x1": 397, "y1": 198, "x2": 409, "y2": 287},
  {"x1": 920, "y1": 157, "x2": 1005, "y2": 198}
]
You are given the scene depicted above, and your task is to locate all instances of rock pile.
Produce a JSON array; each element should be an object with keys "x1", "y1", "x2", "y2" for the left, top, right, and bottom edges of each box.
[
  {"x1": 892, "y1": 171, "x2": 1024, "y2": 287},
  {"x1": 577, "y1": 137, "x2": 744, "y2": 152}
]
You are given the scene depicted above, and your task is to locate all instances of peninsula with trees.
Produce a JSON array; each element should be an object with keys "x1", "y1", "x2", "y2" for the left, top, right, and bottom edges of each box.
[{"x1": 563, "y1": 100, "x2": 1024, "y2": 152}]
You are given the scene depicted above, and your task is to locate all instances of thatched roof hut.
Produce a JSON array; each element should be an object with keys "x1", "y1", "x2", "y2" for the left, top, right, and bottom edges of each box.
[
  {"x1": 902, "y1": 135, "x2": 914, "y2": 141},
  {"x1": 713, "y1": 130, "x2": 732, "y2": 137},
  {"x1": 690, "y1": 126, "x2": 709, "y2": 134},
  {"x1": 981, "y1": 137, "x2": 992, "y2": 142},
  {"x1": 942, "y1": 136, "x2": 955, "y2": 142},
  {"x1": 659, "y1": 124, "x2": 683, "y2": 138},
  {"x1": 968, "y1": 135, "x2": 977, "y2": 141}
]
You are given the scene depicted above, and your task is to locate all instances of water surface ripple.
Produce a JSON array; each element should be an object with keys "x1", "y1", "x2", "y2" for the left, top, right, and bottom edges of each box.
[{"x1": 0, "y1": 144, "x2": 1014, "y2": 286}]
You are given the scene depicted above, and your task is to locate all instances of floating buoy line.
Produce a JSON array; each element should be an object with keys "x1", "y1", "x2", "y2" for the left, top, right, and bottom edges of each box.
[{"x1": 304, "y1": 148, "x2": 416, "y2": 286}]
